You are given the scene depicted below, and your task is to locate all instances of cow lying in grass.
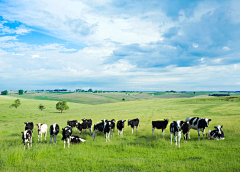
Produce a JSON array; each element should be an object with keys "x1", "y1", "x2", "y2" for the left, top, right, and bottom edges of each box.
[{"x1": 207, "y1": 125, "x2": 225, "y2": 140}]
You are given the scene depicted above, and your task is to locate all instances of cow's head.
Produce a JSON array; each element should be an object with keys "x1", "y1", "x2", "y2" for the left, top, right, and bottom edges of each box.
[
  {"x1": 128, "y1": 120, "x2": 131, "y2": 126},
  {"x1": 214, "y1": 125, "x2": 223, "y2": 135},
  {"x1": 176, "y1": 120, "x2": 183, "y2": 131},
  {"x1": 24, "y1": 122, "x2": 28, "y2": 125},
  {"x1": 205, "y1": 118, "x2": 211, "y2": 127},
  {"x1": 36, "y1": 123, "x2": 42, "y2": 132},
  {"x1": 52, "y1": 123, "x2": 57, "y2": 133}
]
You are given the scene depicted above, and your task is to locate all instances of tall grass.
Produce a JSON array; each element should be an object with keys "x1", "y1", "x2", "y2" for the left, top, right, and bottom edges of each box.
[{"x1": 0, "y1": 95, "x2": 239, "y2": 171}]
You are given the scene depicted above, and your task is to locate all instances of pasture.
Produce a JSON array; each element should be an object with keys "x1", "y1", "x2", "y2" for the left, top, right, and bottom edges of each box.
[{"x1": 0, "y1": 95, "x2": 240, "y2": 171}]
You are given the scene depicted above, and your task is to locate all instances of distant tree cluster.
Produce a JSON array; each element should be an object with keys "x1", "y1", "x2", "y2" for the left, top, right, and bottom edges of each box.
[
  {"x1": 1, "y1": 90, "x2": 8, "y2": 95},
  {"x1": 9, "y1": 99, "x2": 21, "y2": 109}
]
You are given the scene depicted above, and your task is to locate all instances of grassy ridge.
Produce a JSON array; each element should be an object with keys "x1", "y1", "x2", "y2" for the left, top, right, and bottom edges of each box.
[{"x1": 0, "y1": 95, "x2": 240, "y2": 171}]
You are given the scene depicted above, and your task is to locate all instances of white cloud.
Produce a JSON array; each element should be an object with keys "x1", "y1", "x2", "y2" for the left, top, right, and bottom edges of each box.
[
  {"x1": 193, "y1": 43, "x2": 199, "y2": 48},
  {"x1": 0, "y1": 36, "x2": 17, "y2": 42},
  {"x1": 32, "y1": 54, "x2": 46, "y2": 59},
  {"x1": 223, "y1": 46, "x2": 230, "y2": 50}
]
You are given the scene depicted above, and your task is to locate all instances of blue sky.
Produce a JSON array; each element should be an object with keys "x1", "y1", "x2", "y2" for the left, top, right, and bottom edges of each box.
[{"x1": 0, "y1": 0, "x2": 240, "y2": 91}]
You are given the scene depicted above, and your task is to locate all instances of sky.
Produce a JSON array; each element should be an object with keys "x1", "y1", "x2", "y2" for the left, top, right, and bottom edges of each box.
[{"x1": 0, "y1": 0, "x2": 240, "y2": 91}]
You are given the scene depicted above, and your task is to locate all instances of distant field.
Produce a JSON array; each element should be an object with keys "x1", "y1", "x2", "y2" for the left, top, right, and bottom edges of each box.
[
  {"x1": 0, "y1": 95, "x2": 239, "y2": 171},
  {"x1": 6, "y1": 91, "x2": 234, "y2": 105}
]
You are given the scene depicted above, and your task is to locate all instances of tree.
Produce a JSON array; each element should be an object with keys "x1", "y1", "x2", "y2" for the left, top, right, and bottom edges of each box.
[
  {"x1": 56, "y1": 100, "x2": 69, "y2": 113},
  {"x1": 88, "y1": 88, "x2": 93, "y2": 92},
  {"x1": 38, "y1": 104, "x2": 46, "y2": 111},
  {"x1": 1, "y1": 90, "x2": 8, "y2": 95},
  {"x1": 81, "y1": 90, "x2": 85, "y2": 92},
  {"x1": 10, "y1": 99, "x2": 21, "y2": 109},
  {"x1": 19, "y1": 89, "x2": 24, "y2": 95}
]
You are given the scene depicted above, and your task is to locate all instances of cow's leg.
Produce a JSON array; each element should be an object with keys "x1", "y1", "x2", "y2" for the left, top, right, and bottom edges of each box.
[
  {"x1": 175, "y1": 134, "x2": 177, "y2": 146},
  {"x1": 132, "y1": 128, "x2": 134, "y2": 134},
  {"x1": 92, "y1": 131, "x2": 95, "y2": 140},
  {"x1": 89, "y1": 128, "x2": 91, "y2": 136},
  {"x1": 54, "y1": 135, "x2": 57, "y2": 143},
  {"x1": 136, "y1": 125, "x2": 139, "y2": 132},
  {"x1": 188, "y1": 132, "x2": 190, "y2": 139},
  {"x1": 198, "y1": 129, "x2": 200, "y2": 141},
  {"x1": 31, "y1": 137, "x2": 32, "y2": 147},
  {"x1": 38, "y1": 134, "x2": 39, "y2": 142},
  {"x1": 68, "y1": 138, "x2": 70, "y2": 148},
  {"x1": 121, "y1": 129, "x2": 123, "y2": 136},
  {"x1": 152, "y1": 127, "x2": 155, "y2": 135},
  {"x1": 178, "y1": 132, "x2": 181, "y2": 148},
  {"x1": 112, "y1": 129, "x2": 114, "y2": 137},
  {"x1": 162, "y1": 128, "x2": 165, "y2": 136},
  {"x1": 170, "y1": 133, "x2": 172, "y2": 145},
  {"x1": 202, "y1": 128, "x2": 205, "y2": 140},
  {"x1": 118, "y1": 129, "x2": 120, "y2": 135},
  {"x1": 50, "y1": 135, "x2": 52, "y2": 142},
  {"x1": 64, "y1": 140, "x2": 66, "y2": 148},
  {"x1": 44, "y1": 132, "x2": 47, "y2": 141}
]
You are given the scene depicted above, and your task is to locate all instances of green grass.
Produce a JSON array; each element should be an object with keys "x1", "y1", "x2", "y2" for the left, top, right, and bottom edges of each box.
[{"x1": 0, "y1": 95, "x2": 240, "y2": 171}]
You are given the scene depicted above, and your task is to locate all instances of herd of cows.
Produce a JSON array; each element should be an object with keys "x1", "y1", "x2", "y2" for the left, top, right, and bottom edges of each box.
[{"x1": 21, "y1": 117, "x2": 225, "y2": 149}]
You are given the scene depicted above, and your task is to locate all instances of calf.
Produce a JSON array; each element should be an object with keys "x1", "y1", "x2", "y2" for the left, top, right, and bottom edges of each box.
[
  {"x1": 128, "y1": 118, "x2": 139, "y2": 134},
  {"x1": 24, "y1": 122, "x2": 34, "y2": 132},
  {"x1": 76, "y1": 118, "x2": 92, "y2": 135},
  {"x1": 207, "y1": 125, "x2": 225, "y2": 140},
  {"x1": 117, "y1": 120, "x2": 126, "y2": 136},
  {"x1": 186, "y1": 117, "x2": 211, "y2": 140},
  {"x1": 36, "y1": 123, "x2": 48, "y2": 142},
  {"x1": 170, "y1": 120, "x2": 184, "y2": 148},
  {"x1": 21, "y1": 129, "x2": 32, "y2": 149},
  {"x1": 92, "y1": 119, "x2": 106, "y2": 141},
  {"x1": 49, "y1": 123, "x2": 60, "y2": 144},
  {"x1": 62, "y1": 126, "x2": 72, "y2": 148},
  {"x1": 152, "y1": 119, "x2": 169, "y2": 136},
  {"x1": 181, "y1": 121, "x2": 190, "y2": 142},
  {"x1": 67, "y1": 120, "x2": 78, "y2": 131},
  {"x1": 70, "y1": 135, "x2": 86, "y2": 144}
]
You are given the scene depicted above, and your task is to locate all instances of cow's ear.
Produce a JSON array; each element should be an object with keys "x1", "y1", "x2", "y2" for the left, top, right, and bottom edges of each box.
[
  {"x1": 36, "y1": 124, "x2": 38, "y2": 126},
  {"x1": 21, "y1": 132, "x2": 24, "y2": 134},
  {"x1": 208, "y1": 119, "x2": 211, "y2": 122},
  {"x1": 62, "y1": 128, "x2": 64, "y2": 130},
  {"x1": 214, "y1": 126, "x2": 217, "y2": 129},
  {"x1": 221, "y1": 125, "x2": 223, "y2": 128}
]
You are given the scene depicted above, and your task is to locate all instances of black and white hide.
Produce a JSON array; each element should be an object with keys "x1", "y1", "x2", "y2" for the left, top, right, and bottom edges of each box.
[
  {"x1": 92, "y1": 119, "x2": 106, "y2": 141},
  {"x1": 170, "y1": 120, "x2": 184, "y2": 148},
  {"x1": 61, "y1": 126, "x2": 72, "y2": 148},
  {"x1": 181, "y1": 121, "x2": 190, "y2": 142},
  {"x1": 109, "y1": 119, "x2": 115, "y2": 137},
  {"x1": 186, "y1": 117, "x2": 211, "y2": 140},
  {"x1": 70, "y1": 135, "x2": 86, "y2": 144},
  {"x1": 207, "y1": 125, "x2": 225, "y2": 140},
  {"x1": 104, "y1": 121, "x2": 112, "y2": 142},
  {"x1": 49, "y1": 123, "x2": 60, "y2": 144},
  {"x1": 76, "y1": 118, "x2": 92, "y2": 135},
  {"x1": 152, "y1": 119, "x2": 169, "y2": 136},
  {"x1": 128, "y1": 118, "x2": 140, "y2": 134},
  {"x1": 67, "y1": 120, "x2": 78, "y2": 131},
  {"x1": 117, "y1": 120, "x2": 126, "y2": 136},
  {"x1": 24, "y1": 122, "x2": 34, "y2": 132},
  {"x1": 21, "y1": 129, "x2": 32, "y2": 149}
]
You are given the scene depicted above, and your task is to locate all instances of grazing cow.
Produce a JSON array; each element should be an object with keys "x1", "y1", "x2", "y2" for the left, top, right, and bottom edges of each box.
[
  {"x1": 70, "y1": 135, "x2": 86, "y2": 144},
  {"x1": 117, "y1": 120, "x2": 126, "y2": 136},
  {"x1": 181, "y1": 121, "x2": 190, "y2": 142},
  {"x1": 207, "y1": 125, "x2": 225, "y2": 140},
  {"x1": 24, "y1": 122, "x2": 34, "y2": 132},
  {"x1": 152, "y1": 119, "x2": 169, "y2": 136},
  {"x1": 92, "y1": 119, "x2": 107, "y2": 141},
  {"x1": 76, "y1": 118, "x2": 92, "y2": 135},
  {"x1": 128, "y1": 118, "x2": 140, "y2": 134},
  {"x1": 186, "y1": 117, "x2": 211, "y2": 140},
  {"x1": 62, "y1": 126, "x2": 72, "y2": 148},
  {"x1": 49, "y1": 123, "x2": 60, "y2": 144},
  {"x1": 36, "y1": 123, "x2": 48, "y2": 142},
  {"x1": 67, "y1": 120, "x2": 78, "y2": 131},
  {"x1": 21, "y1": 129, "x2": 32, "y2": 149},
  {"x1": 170, "y1": 120, "x2": 184, "y2": 148}
]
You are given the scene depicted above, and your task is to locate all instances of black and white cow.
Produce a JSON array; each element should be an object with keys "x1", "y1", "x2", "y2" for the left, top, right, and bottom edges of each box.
[
  {"x1": 170, "y1": 120, "x2": 184, "y2": 148},
  {"x1": 70, "y1": 135, "x2": 86, "y2": 144},
  {"x1": 61, "y1": 126, "x2": 72, "y2": 148},
  {"x1": 21, "y1": 129, "x2": 32, "y2": 149},
  {"x1": 36, "y1": 123, "x2": 48, "y2": 142},
  {"x1": 67, "y1": 120, "x2": 78, "y2": 131},
  {"x1": 92, "y1": 119, "x2": 106, "y2": 141},
  {"x1": 24, "y1": 122, "x2": 34, "y2": 132},
  {"x1": 207, "y1": 125, "x2": 225, "y2": 140},
  {"x1": 186, "y1": 117, "x2": 211, "y2": 140},
  {"x1": 104, "y1": 120, "x2": 112, "y2": 142},
  {"x1": 181, "y1": 121, "x2": 190, "y2": 142},
  {"x1": 117, "y1": 120, "x2": 126, "y2": 136},
  {"x1": 109, "y1": 119, "x2": 115, "y2": 137},
  {"x1": 76, "y1": 118, "x2": 92, "y2": 135},
  {"x1": 128, "y1": 118, "x2": 139, "y2": 134},
  {"x1": 49, "y1": 123, "x2": 60, "y2": 144},
  {"x1": 152, "y1": 119, "x2": 169, "y2": 136}
]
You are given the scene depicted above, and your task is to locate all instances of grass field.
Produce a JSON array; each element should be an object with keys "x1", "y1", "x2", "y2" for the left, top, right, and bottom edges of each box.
[{"x1": 0, "y1": 94, "x2": 240, "y2": 171}]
